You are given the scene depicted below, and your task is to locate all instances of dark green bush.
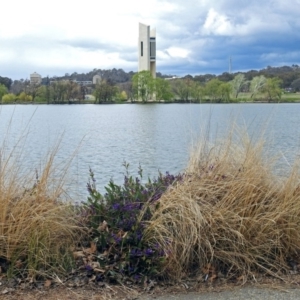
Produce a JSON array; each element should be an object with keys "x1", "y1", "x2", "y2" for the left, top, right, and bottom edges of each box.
[{"x1": 82, "y1": 163, "x2": 182, "y2": 283}]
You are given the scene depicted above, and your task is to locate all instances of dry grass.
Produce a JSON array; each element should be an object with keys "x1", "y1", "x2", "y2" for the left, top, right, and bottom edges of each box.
[
  {"x1": 145, "y1": 128, "x2": 300, "y2": 280},
  {"x1": 0, "y1": 135, "x2": 82, "y2": 278}
]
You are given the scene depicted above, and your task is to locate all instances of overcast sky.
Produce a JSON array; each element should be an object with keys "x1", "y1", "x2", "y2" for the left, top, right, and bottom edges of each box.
[{"x1": 1, "y1": 0, "x2": 300, "y2": 80}]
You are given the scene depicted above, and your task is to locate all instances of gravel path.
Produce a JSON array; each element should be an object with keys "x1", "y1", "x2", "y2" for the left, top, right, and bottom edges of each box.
[
  {"x1": 2, "y1": 284, "x2": 300, "y2": 299},
  {"x1": 0, "y1": 286, "x2": 300, "y2": 300},
  {"x1": 140, "y1": 287, "x2": 300, "y2": 300}
]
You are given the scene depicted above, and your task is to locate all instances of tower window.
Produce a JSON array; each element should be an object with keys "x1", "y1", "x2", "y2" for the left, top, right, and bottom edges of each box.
[
  {"x1": 141, "y1": 41, "x2": 143, "y2": 57},
  {"x1": 150, "y1": 40, "x2": 156, "y2": 58}
]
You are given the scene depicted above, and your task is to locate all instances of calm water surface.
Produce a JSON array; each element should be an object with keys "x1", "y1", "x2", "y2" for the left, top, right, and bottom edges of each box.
[{"x1": 0, "y1": 103, "x2": 300, "y2": 201}]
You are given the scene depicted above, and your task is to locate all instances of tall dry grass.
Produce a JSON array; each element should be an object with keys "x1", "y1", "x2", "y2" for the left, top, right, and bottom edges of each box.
[
  {"x1": 0, "y1": 131, "x2": 82, "y2": 278},
  {"x1": 145, "y1": 128, "x2": 300, "y2": 280}
]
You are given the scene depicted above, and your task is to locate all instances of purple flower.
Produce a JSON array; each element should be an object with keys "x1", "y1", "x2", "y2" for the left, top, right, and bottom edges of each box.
[
  {"x1": 111, "y1": 233, "x2": 122, "y2": 244},
  {"x1": 85, "y1": 265, "x2": 93, "y2": 271},
  {"x1": 112, "y1": 203, "x2": 120, "y2": 210},
  {"x1": 134, "y1": 274, "x2": 141, "y2": 281},
  {"x1": 130, "y1": 248, "x2": 142, "y2": 257},
  {"x1": 144, "y1": 248, "x2": 154, "y2": 256}
]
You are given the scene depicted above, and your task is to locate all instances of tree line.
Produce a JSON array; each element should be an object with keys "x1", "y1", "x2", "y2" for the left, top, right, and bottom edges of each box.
[
  {"x1": 131, "y1": 71, "x2": 284, "y2": 103},
  {"x1": 0, "y1": 72, "x2": 288, "y2": 104},
  {"x1": 1, "y1": 64, "x2": 300, "y2": 104}
]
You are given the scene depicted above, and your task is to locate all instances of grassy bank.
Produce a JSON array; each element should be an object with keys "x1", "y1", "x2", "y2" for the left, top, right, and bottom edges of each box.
[{"x1": 1, "y1": 127, "x2": 300, "y2": 286}]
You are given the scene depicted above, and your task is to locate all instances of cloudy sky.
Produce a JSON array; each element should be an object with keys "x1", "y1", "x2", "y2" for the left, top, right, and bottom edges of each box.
[{"x1": 1, "y1": 0, "x2": 300, "y2": 80}]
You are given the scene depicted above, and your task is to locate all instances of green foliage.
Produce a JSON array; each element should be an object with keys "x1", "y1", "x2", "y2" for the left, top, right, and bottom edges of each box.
[
  {"x1": 170, "y1": 79, "x2": 192, "y2": 101},
  {"x1": 18, "y1": 92, "x2": 32, "y2": 102},
  {"x1": 218, "y1": 82, "x2": 232, "y2": 102},
  {"x1": 155, "y1": 77, "x2": 173, "y2": 101},
  {"x1": 93, "y1": 79, "x2": 118, "y2": 103},
  {"x1": 51, "y1": 81, "x2": 67, "y2": 103},
  {"x1": 0, "y1": 83, "x2": 8, "y2": 101},
  {"x1": 118, "y1": 90, "x2": 128, "y2": 101},
  {"x1": 231, "y1": 74, "x2": 247, "y2": 98},
  {"x1": 30, "y1": 86, "x2": 48, "y2": 103},
  {"x1": 202, "y1": 79, "x2": 232, "y2": 103},
  {"x1": 204, "y1": 79, "x2": 223, "y2": 102},
  {"x1": 190, "y1": 81, "x2": 205, "y2": 102},
  {"x1": 250, "y1": 75, "x2": 267, "y2": 99},
  {"x1": 291, "y1": 78, "x2": 300, "y2": 92},
  {"x1": 34, "y1": 96, "x2": 47, "y2": 103},
  {"x1": 132, "y1": 71, "x2": 154, "y2": 102},
  {"x1": 82, "y1": 164, "x2": 183, "y2": 282},
  {"x1": 47, "y1": 80, "x2": 82, "y2": 103},
  {"x1": 0, "y1": 76, "x2": 12, "y2": 89},
  {"x1": 262, "y1": 77, "x2": 282, "y2": 102},
  {"x1": 2, "y1": 93, "x2": 15, "y2": 103}
]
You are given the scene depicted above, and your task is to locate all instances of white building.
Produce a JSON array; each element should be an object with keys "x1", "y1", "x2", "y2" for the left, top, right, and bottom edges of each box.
[
  {"x1": 72, "y1": 80, "x2": 93, "y2": 86},
  {"x1": 93, "y1": 74, "x2": 102, "y2": 85},
  {"x1": 30, "y1": 72, "x2": 42, "y2": 85},
  {"x1": 138, "y1": 23, "x2": 156, "y2": 78}
]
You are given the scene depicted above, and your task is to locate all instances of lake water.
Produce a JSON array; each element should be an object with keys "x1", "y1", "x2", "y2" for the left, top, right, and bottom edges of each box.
[{"x1": 1, "y1": 103, "x2": 300, "y2": 202}]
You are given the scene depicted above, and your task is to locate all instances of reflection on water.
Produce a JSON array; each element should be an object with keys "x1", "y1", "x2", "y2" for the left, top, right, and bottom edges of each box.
[{"x1": 0, "y1": 103, "x2": 300, "y2": 201}]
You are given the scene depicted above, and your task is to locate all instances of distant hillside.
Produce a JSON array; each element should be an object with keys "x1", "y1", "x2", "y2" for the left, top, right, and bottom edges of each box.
[
  {"x1": 192, "y1": 65, "x2": 300, "y2": 88},
  {"x1": 4, "y1": 65, "x2": 300, "y2": 93},
  {"x1": 46, "y1": 69, "x2": 176, "y2": 84},
  {"x1": 49, "y1": 68, "x2": 134, "y2": 83}
]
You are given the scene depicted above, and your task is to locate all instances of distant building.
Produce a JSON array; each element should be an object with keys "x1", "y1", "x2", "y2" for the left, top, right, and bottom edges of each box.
[
  {"x1": 165, "y1": 76, "x2": 180, "y2": 80},
  {"x1": 93, "y1": 74, "x2": 102, "y2": 85},
  {"x1": 138, "y1": 23, "x2": 156, "y2": 78},
  {"x1": 72, "y1": 80, "x2": 93, "y2": 86},
  {"x1": 49, "y1": 79, "x2": 93, "y2": 86},
  {"x1": 30, "y1": 72, "x2": 42, "y2": 85}
]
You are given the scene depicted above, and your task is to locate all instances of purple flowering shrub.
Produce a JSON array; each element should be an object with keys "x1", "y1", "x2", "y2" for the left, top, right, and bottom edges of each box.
[{"x1": 83, "y1": 163, "x2": 182, "y2": 282}]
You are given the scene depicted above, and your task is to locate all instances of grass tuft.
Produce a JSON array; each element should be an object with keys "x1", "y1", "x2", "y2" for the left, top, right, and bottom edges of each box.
[
  {"x1": 0, "y1": 137, "x2": 82, "y2": 279},
  {"x1": 145, "y1": 128, "x2": 300, "y2": 280}
]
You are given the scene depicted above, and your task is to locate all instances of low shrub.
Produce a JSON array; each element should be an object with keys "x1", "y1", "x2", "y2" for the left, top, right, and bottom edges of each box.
[{"x1": 81, "y1": 163, "x2": 182, "y2": 283}]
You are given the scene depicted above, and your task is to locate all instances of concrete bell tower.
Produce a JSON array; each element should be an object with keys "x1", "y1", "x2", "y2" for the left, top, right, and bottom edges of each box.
[{"x1": 138, "y1": 23, "x2": 156, "y2": 78}]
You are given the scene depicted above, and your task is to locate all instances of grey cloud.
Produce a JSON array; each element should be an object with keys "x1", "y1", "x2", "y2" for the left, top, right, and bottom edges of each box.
[{"x1": 2, "y1": 0, "x2": 300, "y2": 79}]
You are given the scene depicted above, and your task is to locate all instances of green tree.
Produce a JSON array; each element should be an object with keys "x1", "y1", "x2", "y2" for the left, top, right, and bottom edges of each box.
[
  {"x1": 132, "y1": 71, "x2": 154, "y2": 102},
  {"x1": 154, "y1": 77, "x2": 173, "y2": 102},
  {"x1": 262, "y1": 77, "x2": 282, "y2": 102},
  {"x1": 218, "y1": 82, "x2": 232, "y2": 102},
  {"x1": 171, "y1": 79, "x2": 191, "y2": 101},
  {"x1": 64, "y1": 81, "x2": 80, "y2": 101},
  {"x1": 0, "y1": 84, "x2": 8, "y2": 102},
  {"x1": 18, "y1": 92, "x2": 32, "y2": 102},
  {"x1": 218, "y1": 72, "x2": 234, "y2": 82},
  {"x1": 0, "y1": 76, "x2": 12, "y2": 89},
  {"x1": 205, "y1": 79, "x2": 223, "y2": 102},
  {"x1": 27, "y1": 83, "x2": 41, "y2": 102},
  {"x1": 291, "y1": 78, "x2": 300, "y2": 92},
  {"x1": 50, "y1": 81, "x2": 68, "y2": 103},
  {"x1": 2, "y1": 93, "x2": 16, "y2": 103},
  {"x1": 190, "y1": 81, "x2": 205, "y2": 102},
  {"x1": 231, "y1": 74, "x2": 247, "y2": 98},
  {"x1": 250, "y1": 75, "x2": 267, "y2": 99},
  {"x1": 204, "y1": 79, "x2": 232, "y2": 102},
  {"x1": 119, "y1": 82, "x2": 134, "y2": 102},
  {"x1": 118, "y1": 90, "x2": 128, "y2": 101},
  {"x1": 93, "y1": 79, "x2": 118, "y2": 103},
  {"x1": 33, "y1": 86, "x2": 48, "y2": 103}
]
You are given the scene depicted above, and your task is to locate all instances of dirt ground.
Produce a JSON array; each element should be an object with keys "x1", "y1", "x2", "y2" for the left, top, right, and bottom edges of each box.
[{"x1": 2, "y1": 274, "x2": 300, "y2": 300}]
